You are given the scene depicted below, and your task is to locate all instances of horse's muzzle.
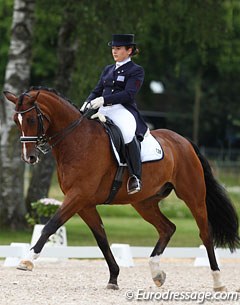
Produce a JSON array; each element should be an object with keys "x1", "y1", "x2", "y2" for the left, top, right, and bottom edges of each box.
[{"x1": 22, "y1": 149, "x2": 40, "y2": 165}]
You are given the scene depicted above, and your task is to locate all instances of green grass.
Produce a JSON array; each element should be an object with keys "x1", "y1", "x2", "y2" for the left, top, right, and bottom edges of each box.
[
  {"x1": 0, "y1": 215, "x2": 200, "y2": 247},
  {"x1": 0, "y1": 228, "x2": 32, "y2": 245},
  {"x1": 64, "y1": 215, "x2": 201, "y2": 247}
]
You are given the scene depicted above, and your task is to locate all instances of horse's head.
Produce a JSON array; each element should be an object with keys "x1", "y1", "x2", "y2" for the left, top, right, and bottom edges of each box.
[{"x1": 4, "y1": 90, "x2": 50, "y2": 164}]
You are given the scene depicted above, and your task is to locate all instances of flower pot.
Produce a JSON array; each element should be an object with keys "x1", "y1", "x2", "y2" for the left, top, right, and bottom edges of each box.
[{"x1": 31, "y1": 224, "x2": 67, "y2": 247}]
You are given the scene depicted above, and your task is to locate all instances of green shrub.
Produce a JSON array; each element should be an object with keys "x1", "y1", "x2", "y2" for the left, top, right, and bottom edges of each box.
[{"x1": 26, "y1": 198, "x2": 62, "y2": 226}]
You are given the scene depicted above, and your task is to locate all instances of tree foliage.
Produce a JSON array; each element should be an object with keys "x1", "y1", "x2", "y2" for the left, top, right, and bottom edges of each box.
[{"x1": 0, "y1": 0, "x2": 240, "y2": 229}]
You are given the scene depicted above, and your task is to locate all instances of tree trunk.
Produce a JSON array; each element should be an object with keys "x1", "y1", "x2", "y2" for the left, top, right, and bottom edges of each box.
[
  {"x1": 25, "y1": 3, "x2": 78, "y2": 208},
  {"x1": 0, "y1": 0, "x2": 35, "y2": 229},
  {"x1": 25, "y1": 153, "x2": 56, "y2": 212},
  {"x1": 54, "y1": 4, "x2": 79, "y2": 92}
]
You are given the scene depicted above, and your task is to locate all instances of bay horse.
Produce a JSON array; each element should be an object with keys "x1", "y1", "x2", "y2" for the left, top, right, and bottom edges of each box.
[{"x1": 4, "y1": 87, "x2": 239, "y2": 291}]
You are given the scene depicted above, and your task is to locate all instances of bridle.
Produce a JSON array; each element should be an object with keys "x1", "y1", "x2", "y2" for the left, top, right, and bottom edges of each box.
[{"x1": 15, "y1": 93, "x2": 87, "y2": 154}]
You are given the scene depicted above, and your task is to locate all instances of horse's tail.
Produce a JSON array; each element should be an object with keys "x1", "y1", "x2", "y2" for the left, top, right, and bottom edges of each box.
[{"x1": 189, "y1": 140, "x2": 240, "y2": 252}]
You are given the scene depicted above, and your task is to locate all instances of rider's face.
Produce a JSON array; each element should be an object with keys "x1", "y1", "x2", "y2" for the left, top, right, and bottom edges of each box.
[{"x1": 112, "y1": 46, "x2": 132, "y2": 62}]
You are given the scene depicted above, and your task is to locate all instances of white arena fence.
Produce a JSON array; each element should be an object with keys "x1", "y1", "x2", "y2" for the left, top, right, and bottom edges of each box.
[
  {"x1": 1, "y1": 244, "x2": 240, "y2": 259},
  {"x1": 0, "y1": 243, "x2": 240, "y2": 268},
  {"x1": 0, "y1": 225, "x2": 239, "y2": 267}
]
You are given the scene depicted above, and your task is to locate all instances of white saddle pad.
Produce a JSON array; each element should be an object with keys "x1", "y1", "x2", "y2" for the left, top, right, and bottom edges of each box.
[{"x1": 111, "y1": 132, "x2": 163, "y2": 166}]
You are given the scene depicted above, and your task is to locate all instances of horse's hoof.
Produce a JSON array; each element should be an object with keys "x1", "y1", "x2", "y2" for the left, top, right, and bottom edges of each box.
[
  {"x1": 106, "y1": 283, "x2": 119, "y2": 290},
  {"x1": 214, "y1": 286, "x2": 227, "y2": 292},
  {"x1": 153, "y1": 271, "x2": 166, "y2": 287},
  {"x1": 17, "y1": 260, "x2": 34, "y2": 271}
]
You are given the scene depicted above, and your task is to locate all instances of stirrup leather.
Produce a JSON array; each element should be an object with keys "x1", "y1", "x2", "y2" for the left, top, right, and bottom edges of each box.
[{"x1": 127, "y1": 175, "x2": 141, "y2": 195}]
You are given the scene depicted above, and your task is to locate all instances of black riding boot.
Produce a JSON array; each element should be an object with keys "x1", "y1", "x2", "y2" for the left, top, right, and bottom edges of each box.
[{"x1": 125, "y1": 137, "x2": 142, "y2": 195}]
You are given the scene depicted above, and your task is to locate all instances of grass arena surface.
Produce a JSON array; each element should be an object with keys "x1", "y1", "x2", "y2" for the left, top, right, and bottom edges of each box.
[{"x1": 0, "y1": 258, "x2": 239, "y2": 305}]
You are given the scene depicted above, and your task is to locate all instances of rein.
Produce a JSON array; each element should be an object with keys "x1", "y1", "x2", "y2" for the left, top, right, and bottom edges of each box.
[{"x1": 15, "y1": 100, "x2": 93, "y2": 154}]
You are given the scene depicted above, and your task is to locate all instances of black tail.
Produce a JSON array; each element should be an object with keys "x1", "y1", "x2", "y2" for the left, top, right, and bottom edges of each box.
[{"x1": 189, "y1": 140, "x2": 240, "y2": 252}]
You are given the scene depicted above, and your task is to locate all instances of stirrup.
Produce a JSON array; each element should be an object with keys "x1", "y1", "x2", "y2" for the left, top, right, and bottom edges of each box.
[{"x1": 127, "y1": 175, "x2": 141, "y2": 195}]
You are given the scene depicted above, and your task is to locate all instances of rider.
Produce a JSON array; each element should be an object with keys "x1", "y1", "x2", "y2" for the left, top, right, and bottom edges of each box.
[{"x1": 81, "y1": 34, "x2": 148, "y2": 194}]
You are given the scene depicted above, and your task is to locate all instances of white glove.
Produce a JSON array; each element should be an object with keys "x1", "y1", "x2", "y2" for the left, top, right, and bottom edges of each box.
[
  {"x1": 80, "y1": 101, "x2": 88, "y2": 112},
  {"x1": 87, "y1": 97, "x2": 104, "y2": 109},
  {"x1": 91, "y1": 112, "x2": 106, "y2": 123}
]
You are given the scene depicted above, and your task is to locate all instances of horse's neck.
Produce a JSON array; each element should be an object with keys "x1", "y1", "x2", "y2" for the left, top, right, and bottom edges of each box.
[
  {"x1": 41, "y1": 94, "x2": 80, "y2": 135},
  {"x1": 41, "y1": 94, "x2": 91, "y2": 159}
]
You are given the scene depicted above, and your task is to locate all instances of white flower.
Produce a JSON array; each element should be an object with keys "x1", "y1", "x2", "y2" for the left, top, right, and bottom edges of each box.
[{"x1": 39, "y1": 198, "x2": 62, "y2": 206}]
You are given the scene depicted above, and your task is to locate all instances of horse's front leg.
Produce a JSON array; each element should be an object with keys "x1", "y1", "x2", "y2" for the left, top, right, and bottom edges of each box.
[
  {"x1": 78, "y1": 207, "x2": 120, "y2": 290},
  {"x1": 17, "y1": 193, "x2": 80, "y2": 271}
]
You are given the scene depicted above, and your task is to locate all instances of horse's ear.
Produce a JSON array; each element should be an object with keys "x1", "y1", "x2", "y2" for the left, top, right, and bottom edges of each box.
[{"x1": 3, "y1": 91, "x2": 18, "y2": 104}]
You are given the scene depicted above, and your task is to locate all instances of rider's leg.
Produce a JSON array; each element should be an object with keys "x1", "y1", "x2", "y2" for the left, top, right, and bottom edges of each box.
[
  {"x1": 125, "y1": 137, "x2": 142, "y2": 194},
  {"x1": 99, "y1": 105, "x2": 141, "y2": 194}
]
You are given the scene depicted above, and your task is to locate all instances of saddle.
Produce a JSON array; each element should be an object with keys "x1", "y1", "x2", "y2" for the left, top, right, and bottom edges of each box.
[
  {"x1": 99, "y1": 117, "x2": 127, "y2": 204},
  {"x1": 103, "y1": 118, "x2": 126, "y2": 165}
]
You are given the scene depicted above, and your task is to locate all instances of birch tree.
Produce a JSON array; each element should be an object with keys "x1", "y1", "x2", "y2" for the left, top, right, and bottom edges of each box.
[{"x1": 0, "y1": 0, "x2": 35, "y2": 228}]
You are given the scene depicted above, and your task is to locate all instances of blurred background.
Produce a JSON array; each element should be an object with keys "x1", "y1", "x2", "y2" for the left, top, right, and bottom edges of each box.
[{"x1": 0, "y1": 0, "x2": 239, "y2": 247}]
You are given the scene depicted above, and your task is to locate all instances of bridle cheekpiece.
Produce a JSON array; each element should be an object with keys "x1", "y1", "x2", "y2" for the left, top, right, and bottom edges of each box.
[
  {"x1": 15, "y1": 98, "x2": 50, "y2": 154},
  {"x1": 14, "y1": 91, "x2": 89, "y2": 154}
]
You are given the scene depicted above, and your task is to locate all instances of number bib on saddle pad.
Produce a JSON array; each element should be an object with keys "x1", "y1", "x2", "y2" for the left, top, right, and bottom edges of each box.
[{"x1": 140, "y1": 130, "x2": 164, "y2": 162}]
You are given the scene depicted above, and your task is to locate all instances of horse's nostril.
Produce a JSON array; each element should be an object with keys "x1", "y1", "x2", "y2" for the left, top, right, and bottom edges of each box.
[{"x1": 29, "y1": 156, "x2": 37, "y2": 164}]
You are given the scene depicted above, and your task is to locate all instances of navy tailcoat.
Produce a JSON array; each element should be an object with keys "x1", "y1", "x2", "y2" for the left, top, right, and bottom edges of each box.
[{"x1": 86, "y1": 61, "x2": 148, "y2": 141}]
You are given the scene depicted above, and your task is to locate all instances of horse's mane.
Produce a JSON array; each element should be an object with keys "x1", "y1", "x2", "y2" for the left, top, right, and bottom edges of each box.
[{"x1": 28, "y1": 86, "x2": 79, "y2": 111}]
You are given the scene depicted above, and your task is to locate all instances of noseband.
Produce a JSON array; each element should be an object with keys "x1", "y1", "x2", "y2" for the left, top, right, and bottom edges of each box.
[{"x1": 15, "y1": 92, "x2": 85, "y2": 154}]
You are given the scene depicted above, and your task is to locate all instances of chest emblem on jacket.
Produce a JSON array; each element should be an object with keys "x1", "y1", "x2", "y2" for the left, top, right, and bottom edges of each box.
[{"x1": 117, "y1": 75, "x2": 125, "y2": 82}]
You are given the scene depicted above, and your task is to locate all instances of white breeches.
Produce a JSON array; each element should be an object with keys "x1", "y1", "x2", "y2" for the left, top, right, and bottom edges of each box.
[{"x1": 99, "y1": 104, "x2": 136, "y2": 144}]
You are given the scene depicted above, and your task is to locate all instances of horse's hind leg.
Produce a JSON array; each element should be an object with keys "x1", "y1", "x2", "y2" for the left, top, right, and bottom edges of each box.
[
  {"x1": 188, "y1": 201, "x2": 226, "y2": 291},
  {"x1": 175, "y1": 178, "x2": 226, "y2": 291},
  {"x1": 132, "y1": 199, "x2": 176, "y2": 287},
  {"x1": 78, "y1": 207, "x2": 120, "y2": 290}
]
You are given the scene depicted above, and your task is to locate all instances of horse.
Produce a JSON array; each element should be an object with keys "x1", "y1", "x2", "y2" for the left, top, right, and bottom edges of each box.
[{"x1": 4, "y1": 87, "x2": 240, "y2": 291}]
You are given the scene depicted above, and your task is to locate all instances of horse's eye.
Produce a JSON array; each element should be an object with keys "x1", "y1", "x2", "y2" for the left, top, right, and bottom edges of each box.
[{"x1": 27, "y1": 117, "x2": 36, "y2": 125}]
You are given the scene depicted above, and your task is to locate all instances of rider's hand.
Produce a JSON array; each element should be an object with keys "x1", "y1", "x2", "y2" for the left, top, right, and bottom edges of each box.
[
  {"x1": 80, "y1": 102, "x2": 88, "y2": 112},
  {"x1": 91, "y1": 112, "x2": 106, "y2": 123},
  {"x1": 87, "y1": 97, "x2": 104, "y2": 109},
  {"x1": 80, "y1": 101, "x2": 88, "y2": 112}
]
